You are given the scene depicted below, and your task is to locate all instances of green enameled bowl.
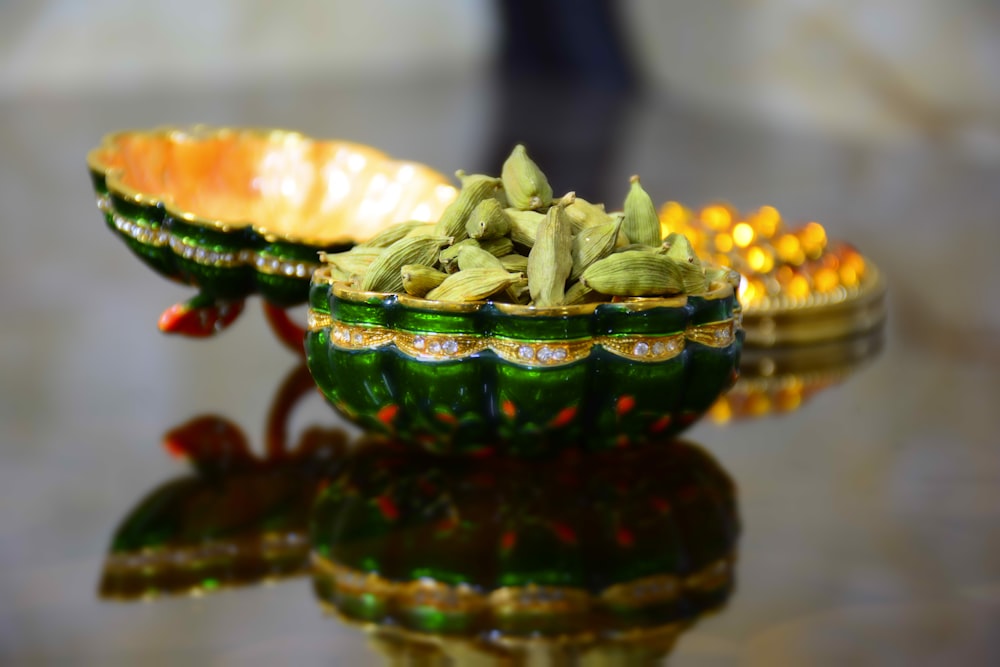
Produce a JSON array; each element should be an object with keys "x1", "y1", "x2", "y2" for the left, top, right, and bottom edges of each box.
[
  {"x1": 87, "y1": 126, "x2": 456, "y2": 308},
  {"x1": 306, "y1": 267, "x2": 743, "y2": 456}
]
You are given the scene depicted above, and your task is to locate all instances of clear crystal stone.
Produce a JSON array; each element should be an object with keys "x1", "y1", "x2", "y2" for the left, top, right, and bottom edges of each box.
[
  {"x1": 195, "y1": 248, "x2": 208, "y2": 262},
  {"x1": 283, "y1": 263, "x2": 296, "y2": 276},
  {"x1": 715, "y1": 328, "x2": 730, "y2": 343},
  {"x1": 352, "y1": 333, "x2": 364, "y2": 345},
  {"x1": 633, "y1": 341, "x2": 650, "y2": 356},
  {"x1": 183, "y1": 246, "x2": 195, "y2": 259},
  {"x1": 269, "y1": 259, "x2": 281, "y2": 272},
  {"x1": 428, "y1": 340, "x2": 442, "y2": 353},
  {"x1": 667, "y1": 338, "x2": 680, "y2": 352},
  {"x1": 442, "y1": 339, "x2": 459, "y2": 354},
  {"x1": 295, "y1": 263, "x2": 309, "y2": 277},
  {"x1": 255, "y1": 255, "x2": 267, "y2": 268},
  {"x1": 413, "y1": 336, "x2": 426, "y2": 349},
  {"x1": 652, "y1": 341, "x2": 666, "y2": 355},
  {"x1": 536, "y1": 347, "x2": 554, "y2": 363},
  {"x1": 552, "y1": 347, "x2": 567, "y2": 361},
  {"x1": 518, "y1": 345, "x2": 534, "y2": 360}
]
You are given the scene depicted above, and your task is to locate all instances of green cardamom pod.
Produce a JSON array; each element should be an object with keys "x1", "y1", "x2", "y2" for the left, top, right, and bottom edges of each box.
[
  {"x1": 501, "y1": 144, "x2": 552, "y2": 211},
  {"x1": 318, "y1": 249, "x2": 379, "y2": 278},
  {"x1": 466, "y1": 198, "x2": 511, "y2": 240},
  {"x1": 662, "y1": 233, "x2": 708, "y2": 294},
  {"x1": 565, "y1": 197, "x2": 610, "y2": 232},
  {"x1": 505, "y1": 209, "x2": 545, "y2": 248},
  {"x1": 432, "y1": 172, "x2": 502, "y2": 242},
  {"x1": 564, "y1": 280, "x2": 599, "y2": 305},
  {"x1": 704, "y1": 266, "x2": 739, "y2": 290},
  {"x1": 359, "y1": 220, "x2": 431, "y2": 248},
  {"x1": 569, "y1": 214, "x2": 625, "y2": 281},
  {"x1": 527, "y1": 194, "x2": 574, "y2": 306},
  {"x1": 401, "y1": 264, "x2": 448, "y2": 297},
  {"x1": 615, "y1": 243, "x2": 657, "y2": 254},
  {"x1": 499, "y1": 253, "x2": 529, "y2": 274},
  {"x1": 426, "y1": 268, "x2": 523, "y2": 302},
  {"x1": 360, "y1": 235, "x2": 451, "y2": 293},
  {"x1": 623, "y1": 175, "x2": 662, "y2": 247},
  {"x1": 456, "y1": 246, "x2": 505, "y2": 272},
  {"x1": 580, "y1": 251, "x2": 684, "y2": 296},
  {"x1": 439, "y1": 238, "x2": 480, "y2": 272},
  {"x1": 478, "y1": 236, "x2": 514, "y2": 258}
]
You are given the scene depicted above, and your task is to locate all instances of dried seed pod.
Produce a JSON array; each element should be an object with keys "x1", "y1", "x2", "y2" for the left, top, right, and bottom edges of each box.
[
  {"x1": 456, "y1": 246, "x2": 505, "y2": 272},
  {"x1": 439, "y1": 238, "x2": 480, "y2": 272},
  {"x1": 569, "y1": 215, "x2": 625, "y2": 281},
  {"x1": 426, "y1": 268, "x2": 523, "y2": 302},
  {"x1": 614, "y1": 243, "x2": 657, "y2": 254},
  {"x1": 361, "y1": 235, "x2": 451, "y2": 293},
  {"x1": 432, "y1": 172, "x2": 502, "y2": 242},
  {"x1": 580, "y1": 251, "x2": 684, "y2": 296},
  {"x1": 499, "y1": 253, "x2": 529, "y2": 274},
  {"x1": 466, "y1": 198, "x2": 511, "y2": 240},
  {"x1": 360, "y1": 220, "x2": 432, "y2": 248},
  {"x1": 506, "y1": 209, "x2": 545, "y2": 248},
  {"x1": 401, "y1": 264, "x2": 448, "y2": 297},
  {"x1": 662, "y1": 233, "x2": 708, "y2": 294},
  {"x1": 565, "y1": 197, "x2": 610, "y2": 232},
  {"x1": 403, "y1": 223, "x2": 437, "y2": 238},
  {"x1": 501, "y1": 144, "x2": 552, "y2": 211},
  {"x1": 478, "y1": 236, "x2": 514, "y2": 258},
  {"x1": 564, "y1": 280, "x2": 597, "y2": 305},
  {"x1": 527, "y1": 194, "x2": 574, "y2": 306},
  {"x1": 318, "y1": 249, "x2": 379, "y2": 278},
  {"x1": 623, "y1": 175, "x2": 662, "y2": 247}
]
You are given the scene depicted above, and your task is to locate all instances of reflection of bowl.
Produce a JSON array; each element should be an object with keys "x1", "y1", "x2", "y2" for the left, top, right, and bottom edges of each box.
[
  {"x1": 305, "y1": 268, "x2": 743, "y2": 455},
  {"x1": 312, "y1": 437, "x2": 738, "y2": 652},
  {"x1": 86, "y1": 126, "x2": 456, "y2": 307}
]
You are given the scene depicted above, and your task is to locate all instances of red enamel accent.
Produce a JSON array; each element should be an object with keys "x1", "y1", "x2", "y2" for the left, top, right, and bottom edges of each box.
[
  {"x1": 158, "y1": 298, "x2": 245, "y2": 337},
  {"x1": 376, "y1": 496, "x2": 399, "y2": 521},
  {"x1": 650, "y1": 415, "x2": 672, "y2": 433},
  {"x1": 262, "y1": 301, "x2": 306, "y2": 354},
  {"x1": 679, "y1": 412, "x2": 699, "y2": 427},
  {"x1": 550, "y1": 522, "x2": 578, "y2": 545},
  {"x1": 650, "y1": 497, "x2": 671, "y2": 513},
  {"x1": 616, "y1": 395, "x2": 636, "y2": 417},
  {"x1": 616, "y1": 526, "x2": 635, "y2": 548},
  {"x1": 501, "y1": 531, "x2": 517, "y2": 550},
  {"x1": 549, "y1": 406, "x2": 577, "y2": 428},
  {"x1": 435, "y1": 516, "x2": 458, "y2": 533},
  {"x1": 376, "y1": 404, "x2": 400, "y2": 425},
  {"x1": 435, "y1": 411, "x2": 458, "y2": 425},
  {"x1": 163, "y1": 437, "x2": 188, "y2": 459},
  {"x1": 501, "y1": 400, "x2": 517, "y2": 419}
]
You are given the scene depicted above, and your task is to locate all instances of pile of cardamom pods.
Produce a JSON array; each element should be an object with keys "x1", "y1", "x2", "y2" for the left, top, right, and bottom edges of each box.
[{"x1": 319, "y1": 145, "x2": 726, "y2": 305}]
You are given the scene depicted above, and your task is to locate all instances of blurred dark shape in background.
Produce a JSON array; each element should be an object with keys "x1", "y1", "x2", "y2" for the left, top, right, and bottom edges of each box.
[{"x1": 488, "y1": 0, "x2": 639, "y2": 201}]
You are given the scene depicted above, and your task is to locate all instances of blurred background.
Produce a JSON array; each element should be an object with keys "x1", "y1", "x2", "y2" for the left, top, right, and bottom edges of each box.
[{"x1": 1, "y1": 1, "x2": 999, "y2": 665}]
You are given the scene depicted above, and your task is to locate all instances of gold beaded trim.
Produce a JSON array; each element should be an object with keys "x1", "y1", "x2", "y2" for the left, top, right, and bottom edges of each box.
[
  {"x1": 312, "y1": 315, "x2": 738, "y2": 366},
  {"x1": 314, "y1": 556, "x2": 733, "y2": 616},
  {"x1": 98, "y1": 195, "x2": 322, "y2": 277}
]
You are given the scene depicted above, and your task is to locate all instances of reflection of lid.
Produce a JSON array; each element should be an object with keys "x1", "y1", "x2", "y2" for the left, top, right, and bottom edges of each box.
[
  {"x1": 710, "y1": 326, "x2": 885, "y2": 423},
  {"x1": 99, "y1": 364, "x2": 348, "y2": 600},
  {"x1": 660, "y1": 202, "x2": 887, "y2": 346},
  {"x1": 312, "y1": 439, "x2": 739, "y2": 657}
]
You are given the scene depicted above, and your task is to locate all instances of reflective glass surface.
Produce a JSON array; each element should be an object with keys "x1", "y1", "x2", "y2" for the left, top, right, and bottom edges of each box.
[{"x1": 2, "y1": 77, "x2": 998, "y2": 665}]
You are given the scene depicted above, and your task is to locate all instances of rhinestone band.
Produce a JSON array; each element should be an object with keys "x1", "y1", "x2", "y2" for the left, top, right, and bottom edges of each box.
[
  {"x1": 312, "y1": 316, "x2": 738, "y2": 365},
  {"x1": 314, "y1": 556, "x2": 732, "y2": 616},
  {"x1": 100, "y1": 196, "x2": 321, "y2": 277}
]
